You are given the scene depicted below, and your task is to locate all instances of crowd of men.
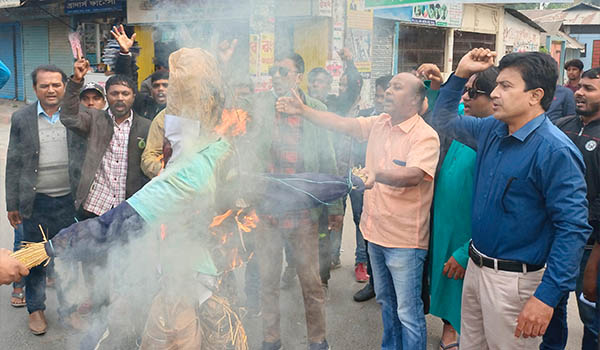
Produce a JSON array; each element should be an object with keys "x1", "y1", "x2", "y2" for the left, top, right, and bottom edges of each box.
[{"x1": 0, "y1": 24, "x2": 599, "y2": 350}]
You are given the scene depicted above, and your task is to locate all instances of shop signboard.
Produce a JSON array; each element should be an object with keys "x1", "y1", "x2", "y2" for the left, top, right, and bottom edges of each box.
[
  {"x1": 65, "y1": 0, "x2": 123, "y2": 14},
  {"x1": 366, "y1": 0, "x2": 570, "y2": 7},
  {"x1": 347, "y1": 0, "x2": 373, "y2": 77},
  {"x1": 374, "y1": 2, "x2": 462, "y2": 28}
]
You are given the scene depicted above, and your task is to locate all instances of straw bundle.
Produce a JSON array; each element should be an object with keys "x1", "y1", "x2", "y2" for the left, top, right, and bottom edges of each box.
[
  {"x1": 200, "y1": 295, "x2": 248, "y2": 350},
  {"x1": 10, "y1": 225, "x2": 50, "y2": 269},
  {"x1": 165, "y1": 48, "x2": 225, "y2": 129}
]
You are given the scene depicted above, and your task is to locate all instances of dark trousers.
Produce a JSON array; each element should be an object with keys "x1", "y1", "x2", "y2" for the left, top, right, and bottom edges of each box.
[
  {"x1": 23, "y1": 193, "x2": 76, "y2": 314},
  {"x1": 541, "y1": 247, "x2": 598, "y2": 350},
  {"x1": 13, "y1": 224, "x2": 25, "y2": 289}
]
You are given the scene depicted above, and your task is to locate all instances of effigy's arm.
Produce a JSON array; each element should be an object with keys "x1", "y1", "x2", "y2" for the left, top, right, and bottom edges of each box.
[{"x1": 46, "y1": 202, "x2": 145, "y2": 261}]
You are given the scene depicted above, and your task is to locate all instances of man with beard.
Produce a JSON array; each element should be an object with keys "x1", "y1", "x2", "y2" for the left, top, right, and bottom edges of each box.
[
  {"x1": 112, "y1": 25, "x2": 167, "y2": 121},
  {"x1": 544, "y1": 67, "x2": 600, "y2": 350},
  {"x1": 60, "y1": 50, "x2": 150, "y2": 321}
]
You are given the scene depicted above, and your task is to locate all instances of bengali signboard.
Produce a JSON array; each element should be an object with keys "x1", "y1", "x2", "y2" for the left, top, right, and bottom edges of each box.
[
  {"x1": 366, "y1": 0, "x2": 570, "y2": 8},
  {"x1": 65, "y1": 0, "x2": 122, "y2": 14},
  {"x1": 347, "y1": 0, "x2": 373, "y2": 77},
  {"x1": 374, "y1": 2, "x2": 462, "y2": 28}
]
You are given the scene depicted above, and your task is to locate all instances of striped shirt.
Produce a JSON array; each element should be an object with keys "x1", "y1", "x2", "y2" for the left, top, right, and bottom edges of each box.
[{"x1": 83, "y1": 110, "x2": 132, "y2": 215}]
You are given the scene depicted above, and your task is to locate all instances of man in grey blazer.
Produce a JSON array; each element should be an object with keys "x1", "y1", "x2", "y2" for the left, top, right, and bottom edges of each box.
[{"x1": 6, "y1": 65, "x2": 79, "y2": 335}]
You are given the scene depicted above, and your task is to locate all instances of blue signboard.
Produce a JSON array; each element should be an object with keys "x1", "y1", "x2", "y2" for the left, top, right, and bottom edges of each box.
[{"x1": 65, "y1": 0, "x2": 123, "y2": 14}]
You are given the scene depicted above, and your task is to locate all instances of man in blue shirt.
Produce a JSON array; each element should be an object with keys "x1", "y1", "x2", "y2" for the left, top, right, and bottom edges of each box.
[
  {"x1": 546, "y1": 85, "x2": 576, "y2": 122},
  {"x1": 433, "y1": 49, "x2": 592, "y2": 349}
]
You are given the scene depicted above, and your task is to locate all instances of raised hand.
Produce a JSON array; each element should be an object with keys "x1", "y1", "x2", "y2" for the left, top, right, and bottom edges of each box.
[
  {"x1": 111, "y1": 24, "x2": 136, "y2": 53},
  {"x1": 73, "y1": 47, "x2": 90, "y2": 83},
  {"x1": 416, "y1": 63, "x2": 443, "y2": 90},
  {"x1": 217, "y1": 39, "x2": 238, "y2": 66},
  {"x1": 275, "y1": 89, "x2": 306, "y2": 115},
  {"x1": 455, "y1": 48, "x2": 497, "y2": 79}
]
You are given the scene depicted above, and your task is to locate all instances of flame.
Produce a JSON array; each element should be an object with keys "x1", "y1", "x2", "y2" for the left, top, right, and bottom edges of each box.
[
  {"x1": 209, "y1": 208, "x2": 259, "y2": 274},
  {"x1": 235, "y1": 209, "x2": 259, "y2": 232},
  {"x1": 210, "y1": 209, "x2": 233, "y2": 228},
  {"x1": 214, "y1": 109, "x2": 249, "y2": 137}
]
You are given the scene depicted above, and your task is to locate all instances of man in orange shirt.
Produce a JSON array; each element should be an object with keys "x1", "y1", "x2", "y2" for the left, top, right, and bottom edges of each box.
[{"x1": 276, "y1": 72, "x2": 440, "y2": 349}]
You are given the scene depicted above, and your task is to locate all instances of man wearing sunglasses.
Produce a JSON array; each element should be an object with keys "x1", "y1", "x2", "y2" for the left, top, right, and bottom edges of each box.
[
  {"x1": 253, "y1": 52, "x2": 342, "y2": 350},
  {"x1": 418, "y1": 62, "x2": 498, "y2": 350}
]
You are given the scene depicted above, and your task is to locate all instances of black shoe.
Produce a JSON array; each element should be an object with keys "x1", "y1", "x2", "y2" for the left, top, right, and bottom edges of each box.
[
  {"x1": 309, "y1": 339, "x2": 330, "y2": 350},
  {"x1": 262, "y1": 339, "x2": 282, "y2": 350},
  {"x1": 353, "y1": 283, "x2": 375, "y2": 302}
]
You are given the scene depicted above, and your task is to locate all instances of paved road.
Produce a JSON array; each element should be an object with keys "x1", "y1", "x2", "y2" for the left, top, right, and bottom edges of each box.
[{"x1": 0, "y1": 100, "x2": 585, "y2": 349}]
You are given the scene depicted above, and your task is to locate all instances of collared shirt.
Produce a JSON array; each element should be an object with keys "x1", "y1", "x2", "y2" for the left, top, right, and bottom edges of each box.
[
  {"x1": 357, "y1": 113, "x2": 440, "y2": 249},
  {"x1": 433, "y1": 74, "x2": 592, "y2": 308},
  {"x1": 37, "y1": 101, "x2": 60, "y2": 124},
  {"x1": 270, "y1": 90, "x2": 311, "y2": 230},
  {"x1": 83, "y1": 110, "x2": 133, "y2": 215}
]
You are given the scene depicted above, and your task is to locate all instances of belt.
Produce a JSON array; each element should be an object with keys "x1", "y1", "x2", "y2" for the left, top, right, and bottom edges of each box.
[{"x1": 468, "y1": 243, "x2": 544, "y2": 273}]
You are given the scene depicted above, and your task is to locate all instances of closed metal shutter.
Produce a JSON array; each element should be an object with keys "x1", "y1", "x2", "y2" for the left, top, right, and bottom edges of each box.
[
  {"x1": 49, "y1": 20, "x2": 73, "y2": 77},
  {"x1": 22, "y1": 21, "x2": 49, "y2": 103},
  {"x1": 0, "y1": 23, "x2": 24, "y2": 100}
]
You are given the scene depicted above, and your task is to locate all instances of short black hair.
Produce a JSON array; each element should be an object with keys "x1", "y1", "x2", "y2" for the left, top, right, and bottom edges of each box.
[
  {"x1": 151, "y1": 70, "x2": 169, "y2": 83},
  {"x1": 308, "y1": 67, "x2": 331, "y2": 82},
  {"x1": 498, "y1": 52, "x2": 558, "y2": 111},
  {"x1": 582, "y1": 68, "x2": 600, "y2": 80},
  {"x1": 473, "y1": 66, "x2": 499, "y2": 96},
  {"x1": 564, "y1": 59, "x2": 584, "y2": 71},
  {"x1": 31, "y1": 65, "x2": 67, "y2": 86},
  {"x1": 276, "y1": 52, "x2": 305, "y2": 74},
  {"x1": 105, "y1": 74, "x2": 137, "y2": 95},
  {"x1": 375, "y1": 75, "x2": 393, "y2": 90}
]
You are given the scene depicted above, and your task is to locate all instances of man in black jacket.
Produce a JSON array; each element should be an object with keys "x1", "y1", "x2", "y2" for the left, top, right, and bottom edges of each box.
[
  {"x1": 6, "y1": 65, "x2": 79, "y2": 335},
  {"x1": 543, "y1": 67, "x2": 600, "y2": 350}
]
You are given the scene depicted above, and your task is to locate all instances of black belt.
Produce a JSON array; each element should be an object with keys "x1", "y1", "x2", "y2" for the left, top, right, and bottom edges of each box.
[{"x1": 468, "y1": 243, "x2": 544, "y2": 273}]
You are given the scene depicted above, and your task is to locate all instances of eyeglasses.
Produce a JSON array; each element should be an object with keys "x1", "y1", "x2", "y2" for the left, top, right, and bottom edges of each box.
[
  {"x1": 463, "y1": 87, "x2": 489, "y2": 99},
  {"x1": 269, "y1": 66, "x2": 298, "y2": 77}
]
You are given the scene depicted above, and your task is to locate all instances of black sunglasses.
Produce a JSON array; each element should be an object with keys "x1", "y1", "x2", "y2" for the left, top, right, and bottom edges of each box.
[
  {"x1": 463, "y1": 87, "x2": 489, "y2": 99},
  {"x1": 269, "y1": 66, "x2": 298, "y2": 77}
]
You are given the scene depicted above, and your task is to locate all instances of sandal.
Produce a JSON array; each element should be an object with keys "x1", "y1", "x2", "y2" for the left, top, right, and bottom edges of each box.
[
  {"x1": 440, "y1": 340, "x2": 459, "y2": 350},
  {"x1": 11, "y1": 291, "x2": 26, "y2": 307}
]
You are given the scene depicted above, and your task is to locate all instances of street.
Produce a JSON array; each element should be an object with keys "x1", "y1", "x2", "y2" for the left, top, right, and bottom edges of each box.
[{"x1": 0, "y1": 99, "x2": 585, "y2": 349}]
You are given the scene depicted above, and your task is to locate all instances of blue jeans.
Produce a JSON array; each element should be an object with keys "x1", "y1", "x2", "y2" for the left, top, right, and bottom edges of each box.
[
  {"x1": 369, "y1": 243, "x2": 427, "y2": 350},
  {"x1": 541, "y1": 248, "x2": 598, "y2": 350},
  {"x1": 350, "y1": 189, "x2": 367, "y2": 264},
  {"x1": 23, "y1": 194, "x2": 76, "y2": 314},
  {"x1": 13, "y1": 224, "x2": 25, "y2": 289}
]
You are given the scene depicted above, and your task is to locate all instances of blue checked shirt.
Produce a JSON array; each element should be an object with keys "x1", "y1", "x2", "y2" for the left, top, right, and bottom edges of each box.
[{"x1": 432, "y1": 74, "x2": 592, "y2": 308}]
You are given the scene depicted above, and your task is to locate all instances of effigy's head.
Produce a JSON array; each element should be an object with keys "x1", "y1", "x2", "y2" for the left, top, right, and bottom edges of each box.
[{"x1": 165, "y1": 48, "x2": 225, "y2": 129}]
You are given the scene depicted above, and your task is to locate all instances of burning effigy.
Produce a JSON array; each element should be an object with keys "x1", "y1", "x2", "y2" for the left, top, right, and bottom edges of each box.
[{"x1": 11, "y1": 47, "x2": 363, "y2": 349}]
